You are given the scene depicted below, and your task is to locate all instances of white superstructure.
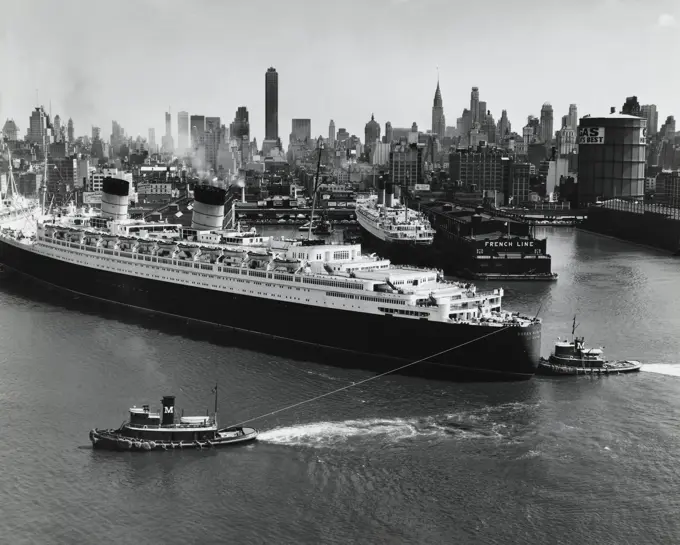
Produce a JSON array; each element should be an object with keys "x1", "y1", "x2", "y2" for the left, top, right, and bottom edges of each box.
[
  {"x1": 0, "y1": 206, "x2": 537, "y2": 328},
  {"x1": 356, "y1": 194, "x2": 435, "y2": 245}
]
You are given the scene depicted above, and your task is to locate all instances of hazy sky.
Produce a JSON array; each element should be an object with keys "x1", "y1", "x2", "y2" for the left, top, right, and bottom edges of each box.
[{"x1": 1, "y1": 0, "x2": 678, "y2": 143}]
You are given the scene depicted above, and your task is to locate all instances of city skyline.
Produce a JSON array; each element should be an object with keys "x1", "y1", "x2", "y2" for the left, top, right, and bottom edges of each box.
[{"x1": 1, "y1": 0, "x2": 678, "y2": 144}]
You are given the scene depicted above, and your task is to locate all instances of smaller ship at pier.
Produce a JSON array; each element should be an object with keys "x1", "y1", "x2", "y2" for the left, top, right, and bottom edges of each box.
[
  {"x1": 89, "y1": 387, "x2": 258, "y2": 451},
  {"x1": 426, "y1": 203, "x2": 557, "y2": 281},
  {"x1": 537, "y1": 317, "x2": 641, "y2": 376}
]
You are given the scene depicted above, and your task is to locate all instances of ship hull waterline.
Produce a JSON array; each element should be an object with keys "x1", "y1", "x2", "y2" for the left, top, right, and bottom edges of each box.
[
  {"x1": 0, "y1": 238, "x2": 541, "y2": 382},
  {"x1": 89, "y1": 427, "x2": 258, "y2": 451}
]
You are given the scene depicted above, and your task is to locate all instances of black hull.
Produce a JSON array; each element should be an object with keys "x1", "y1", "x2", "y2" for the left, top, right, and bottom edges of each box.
[
  {"x1": 359, "y1": 225, "x2": 555, "y2": 281},
  {"x1": 89, "y1": 427, "x2": 258, "y2": 451},
  {"x1": 537, "y1": 359, "x2": 642, "y2": 376},
  {"x1": 0, "y1": 239, "x2": 541, "y2": 381},
  {"x1": 358, "y1": 225, "x2": 435, "y2": 268}
]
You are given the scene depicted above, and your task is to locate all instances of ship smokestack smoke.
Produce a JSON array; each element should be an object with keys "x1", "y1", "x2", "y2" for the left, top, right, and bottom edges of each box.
[
  {"x1": 385, "y1": 181, "x2": 394, "y2": 208},
  {"x1": 161, "y1": 395, "x2": 175, "y2": 426},
  {"x1": 192, "y1": 185, "x2": 226, "y2": 231},
  {"x1": 101, "y1": 177, "x2": 130, "y2": 220},
  {"x1": 377, "y1": 176, "x2": 385, "y2": 205}
]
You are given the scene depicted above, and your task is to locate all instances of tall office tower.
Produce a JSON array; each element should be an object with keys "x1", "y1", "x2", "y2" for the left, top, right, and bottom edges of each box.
[
  {"x1": 229, "y1": 107, "x2": 250, "y2": 141},
  {"x1": 568, "y1": 104, "x2": 578, "y2": 130},
  {"x1": 291, "y1": 119, "x2": 311, "y2": 143},
  {"x1": 148, "y1": 128, "x2": 156, "y2": 152},
  {"x1": 364, "y1": 114, "x2": 380, "y2": 146},
  {"x1": 384, "y1": 121, "x2": 393, "y2": 144},
  {"x1": 265, "y1": 67, "x2": 279, "y2": 141},
  {"x1": 498, "y1": 110, "x2": 510, "y2": 140},
  {"x1": 53, "y1": 115, "x2": 62, "y2": 141},
  {"x1": 67, "y1": 118, "x2": 74, "y2": 143},
  {"x1": 540, "y1": 102, "x2": 554, "y2": 144},
  {"x1": 641, "y1": 105, "x2": 658, "y2": 136},
  {"x1": 162, "y1": 111, "x2": 174, "y2": 153},
  {"x1": 178, "y1": 111, "x2": 189, "y2": 153},
  {"x1": 470, "y1": 87, "x2": 480, "y2": 125},
  {"x1": 432, "y1": 80, "x2": 446, "y2": 141},
  {"x1": 190, "y1": 115, "x2": 206, "y2": 148},
  {"x1": 478, "y1": 101, "x2": 487, "y2": 124},
  {"x1": 28, "y1": 106, "x2": 48, "y2": 145},
  {"x1": 329, "y1": 120, "x2": 335, "y2": 147}
]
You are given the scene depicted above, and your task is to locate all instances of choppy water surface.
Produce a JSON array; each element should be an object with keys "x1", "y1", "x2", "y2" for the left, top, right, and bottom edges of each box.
[{"x1": 1, "y1": 227, "x2": 680, "y2": 544}]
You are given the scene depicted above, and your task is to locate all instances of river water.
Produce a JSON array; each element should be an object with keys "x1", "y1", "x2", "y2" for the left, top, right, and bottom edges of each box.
[{"x1": 1, "y1": 226, "x2": 679, "y2": 544}]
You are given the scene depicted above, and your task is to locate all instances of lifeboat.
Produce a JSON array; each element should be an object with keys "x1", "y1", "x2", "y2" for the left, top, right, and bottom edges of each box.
[
  {"x1": 198, "y1": 247, "x2": 223, "y2": 263},
  {"x1": 136, "y1": 240, "x2": 157, "y2": 255},
  {"x1": 272, "y1": 258, "x2": 301, "y2": 272},
  {"x1": 177, "y1": 244, "x2": 200, "y2": 259},
  {"x1": 118, "y1": 237, "x2": 138, "y2": 252}
]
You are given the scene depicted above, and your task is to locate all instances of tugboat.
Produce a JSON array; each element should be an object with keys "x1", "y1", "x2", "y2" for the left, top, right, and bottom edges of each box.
[
  {"x1": 88, "y1": 385, "x2": 258, "y2": 451},
  {"x1": 312, "y1": 211, "x2": 334, "y2": 236},
  {"x1": 537, "y1": 317, "x2": 642, "y2": 376}
]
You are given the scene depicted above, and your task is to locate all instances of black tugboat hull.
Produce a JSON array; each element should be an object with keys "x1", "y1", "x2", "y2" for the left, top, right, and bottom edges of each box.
[
  {"x1": 0, "y1": 238, "x2": 541, "y2": 381},
  {"x1": 537, "y1": 358, "x2": 642, "y2": 376},
  {"x1": 89, "y1": 428, "x2": 258, "y2": 451}
]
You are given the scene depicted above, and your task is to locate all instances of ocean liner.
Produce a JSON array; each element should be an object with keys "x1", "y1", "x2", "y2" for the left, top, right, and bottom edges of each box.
[
  {"x1": 0, "y1": 178, "x2": 541, "y2": 381},
  {"x1": 426, "y1": 203, "x2": 557, "y2": 281},
  {"x1": 355, "y1": 178, "x2": 435, "y2": 267}
]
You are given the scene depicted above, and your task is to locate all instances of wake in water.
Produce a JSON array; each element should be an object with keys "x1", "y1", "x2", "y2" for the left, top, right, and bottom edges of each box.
[
  {"x1": 641, "y1": 364, "x2": 680, "y2": 377},
  {"x1": 257, "y1": 406, "x2": 532, "y2": 449}
]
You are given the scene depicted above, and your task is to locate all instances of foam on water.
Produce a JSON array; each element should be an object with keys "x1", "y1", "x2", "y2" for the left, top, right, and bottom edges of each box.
[
  {"x1": 641, "y1": 364, "x2": 680, "y2": 377},
  {"x1": 258, "y1": 413, "x2": 506, "y2": 449}
]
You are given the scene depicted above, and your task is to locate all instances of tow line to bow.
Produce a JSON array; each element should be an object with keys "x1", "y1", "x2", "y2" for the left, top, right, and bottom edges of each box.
[{"x1": 224, "y1": 326, "x2": 511, "y2": 429}]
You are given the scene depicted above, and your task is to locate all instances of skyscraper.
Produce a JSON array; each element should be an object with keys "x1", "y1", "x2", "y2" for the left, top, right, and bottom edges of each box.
[
  {"x1": 470, "y1": 87, "x2": 480, "y2": 126},
  {"x1": 641, "y1": 104, "x2": 658, "y2": 135},
  {"x1": 190, "y1": 115, "x2": 205, "y2": 148},
  {"x1": 384, "y1": 121, "x2": 393, "y2": 144},
  {"x1": 568, "y1": 104, "x2": 578, "y2": 130},
  {"x1": 67, "y1": 118, "x2": 74, "y2": 143},
  {"x1": 498, "y1": 110, "x2": 510, "y2": 140},
  {"x1": 162, "y1": 111, "x2": 174, "y2": 153},
  {"x1": 364, "y1": 114, "x2": 380, "y2": 147},
  {"x1": 148, "y1": 128, "x2": 156, "y2": 152},
  {"x1": 478, "y1": 101, "x2": 487, "y2": 124},
  {"x1": 53, "y1": 115, "x2": 62, "y2": 141},
  {"x1": 328, "y1": 120, "x2": 335, "y2": 147},
  {"x1": 28, "y1": 106, "x2": 48, "y2": 145},
  {"x1": 290, "y1": 119, "x2": 311, "y2": 143},
  {"x1": 265, "y1": 67, "x2": 279, "y2": 141},
  {"x1": 178, "y1": 111, "x2": 189, "y2": 153},
  {"x1": 229, "y1": 107, "x2": 250, "y2": 141},
  {"x1": 540, "y1": 103, "x2": 554, "y2": 144},
  {"x1": 432, "y1": 81, "x2": 445, "y2": 141}
]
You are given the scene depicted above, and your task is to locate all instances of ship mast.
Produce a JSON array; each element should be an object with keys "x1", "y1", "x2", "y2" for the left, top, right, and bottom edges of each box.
[
  {"x1": 213, "y1": 381, "x2": 218, "y2": 427},
  {"x1": 307, "y1": 136, "x2": 324, "y2": 240},
  {"x1": 41, "y1": 133, "x2": 47, "y2": 216}
]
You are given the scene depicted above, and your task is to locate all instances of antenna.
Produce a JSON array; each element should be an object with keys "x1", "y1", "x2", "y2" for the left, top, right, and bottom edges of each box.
[
  {"x1": 436, "y1": 65, "x2": 439, "y2": 83},
  {"x1": 36, "y1": 89, "x2": 38, "y2": 106}
]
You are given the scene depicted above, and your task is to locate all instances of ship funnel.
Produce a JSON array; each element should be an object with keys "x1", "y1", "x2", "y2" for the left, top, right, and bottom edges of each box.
[
  {"x1": 385, "y1": 181, "x2": 394, "y2": 208},
  {"x1": 161, "y1": 395, "x2": 175, "y2": 426},
  {"x1": 377, "y1": 176, "x2": 385, "y2": 205},
  {"x1": 101, "y1": 177, "x2": 130, "y2": 220},
  {"x1": 192, "y1": 185, "x2": 226, "y2": 231}
]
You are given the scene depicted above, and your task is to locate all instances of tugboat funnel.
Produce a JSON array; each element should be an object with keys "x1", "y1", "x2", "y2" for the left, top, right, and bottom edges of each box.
[{"x1": 161, "y1": 395, "x2": 176, "y2": 426}]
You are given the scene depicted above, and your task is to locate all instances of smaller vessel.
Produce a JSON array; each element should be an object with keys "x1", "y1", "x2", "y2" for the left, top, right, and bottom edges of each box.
[
  {"x1": 88, "y1": 386, "x2": 258, "y2": 451},
  {"x1": 538, "y1": 317, "x2": 641, "y2": 376},
  {"x1": 312, "y1": 212, "x2": 334, "y2": 235}
]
